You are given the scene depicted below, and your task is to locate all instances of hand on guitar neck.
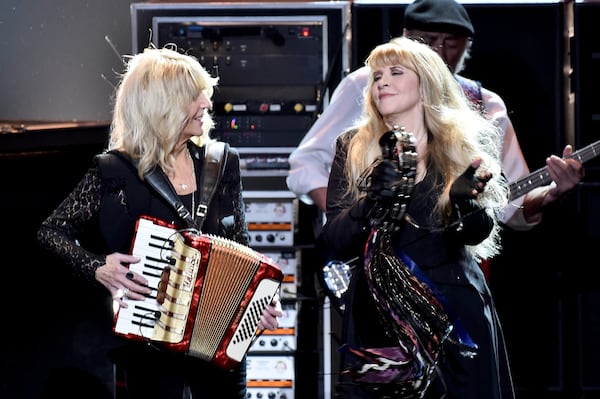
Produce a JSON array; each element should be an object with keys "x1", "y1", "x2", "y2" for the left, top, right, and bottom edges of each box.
[{"x1": 512, "y1": 143, "x2": 590, "y2": 223}]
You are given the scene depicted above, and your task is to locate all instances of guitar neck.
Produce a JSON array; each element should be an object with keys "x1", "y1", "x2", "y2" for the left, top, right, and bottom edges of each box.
[{"x1": 509, "y1": 140, "x2": 600, "y2": 200}]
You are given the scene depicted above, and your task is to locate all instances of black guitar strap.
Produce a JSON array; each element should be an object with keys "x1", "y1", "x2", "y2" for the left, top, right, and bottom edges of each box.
[{"x1": 194, "y1": 141, "x2": 227, "y2": 229}]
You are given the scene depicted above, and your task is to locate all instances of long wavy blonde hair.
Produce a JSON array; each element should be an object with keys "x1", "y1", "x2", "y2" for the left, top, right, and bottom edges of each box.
[
  {"x1": 343, "y1": 37, "x2": 508, "y2": 260},
  {"x1": 108, "y1": 45, "x2": 219, "y2": 178}
]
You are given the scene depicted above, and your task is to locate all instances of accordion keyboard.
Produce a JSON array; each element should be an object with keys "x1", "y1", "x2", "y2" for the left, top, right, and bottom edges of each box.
[{"x1": 113, "y1": 217, "x2": 178, "y2": 340}]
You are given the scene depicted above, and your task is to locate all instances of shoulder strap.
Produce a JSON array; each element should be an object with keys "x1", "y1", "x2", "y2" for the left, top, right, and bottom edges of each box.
[
  {"x1": 194, "y1": 140, "x2": 228, "y2": 229},
  {"x1": 144, "y1": 166, "x2": 197, "y2": 228}
]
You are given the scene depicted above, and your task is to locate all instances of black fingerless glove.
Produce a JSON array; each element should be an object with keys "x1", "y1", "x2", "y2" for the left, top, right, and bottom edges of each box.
[
  {"x1": 449, "y1": 164, "x2": 493, "y2": 243},
  {"x1": 450, "y1": 163, "x2": 480, "y2": 203}
]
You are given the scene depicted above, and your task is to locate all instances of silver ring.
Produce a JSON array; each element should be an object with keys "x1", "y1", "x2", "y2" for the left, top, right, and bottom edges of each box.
[{"x1": 123, "y1": 288, "x2": 130, "y2": 298}]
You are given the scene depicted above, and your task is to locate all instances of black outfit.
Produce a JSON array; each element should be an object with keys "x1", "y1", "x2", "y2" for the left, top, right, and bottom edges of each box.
[
  {"x1": 319, "y1": 132, "x2": 515, "y2": 399},
  {"x1": 37, "y1": 140, "x2": 249, "y2": 399}
]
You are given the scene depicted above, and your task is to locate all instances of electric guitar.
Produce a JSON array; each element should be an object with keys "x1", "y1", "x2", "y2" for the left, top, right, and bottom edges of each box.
[{"x1": 509, "y1": 139, "x2": 600, "y2": 200}]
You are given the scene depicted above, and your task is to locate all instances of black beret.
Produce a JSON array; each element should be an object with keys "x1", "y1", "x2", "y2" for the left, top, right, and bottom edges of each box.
[{"x1": 404, "y1": 0, "x2": 474, "y2": 37}]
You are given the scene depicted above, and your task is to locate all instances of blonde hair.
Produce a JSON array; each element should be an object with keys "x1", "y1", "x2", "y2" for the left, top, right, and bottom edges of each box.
[
  {"x1": 109, "y1": 45, "x2": 219, "y2": 178},
  {"x1": 344, "y1": 37, "x2": 508, "y2": 260}
]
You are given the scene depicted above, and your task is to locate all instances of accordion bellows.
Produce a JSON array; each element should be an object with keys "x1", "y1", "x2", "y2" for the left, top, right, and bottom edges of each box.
[{"x1": 113, "y1": 216, "x2": 283, "y2": 370}]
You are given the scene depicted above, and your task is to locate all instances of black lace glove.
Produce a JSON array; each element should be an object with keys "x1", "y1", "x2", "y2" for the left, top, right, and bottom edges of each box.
[
  {"x1": 364, "y1": 157, "x2": 409, "y2": 232},
  {"x1": 450, "y1": 159, "x2": 491, "y2": 204},
  {"x1": 449, "y1": 159, "x2": 493, "y2": 238},
  {"x1": 365, "y1": 158, "x2": 403, "y2": 202}
]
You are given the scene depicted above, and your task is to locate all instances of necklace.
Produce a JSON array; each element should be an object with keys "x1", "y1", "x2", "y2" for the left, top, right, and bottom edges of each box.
[{"x1": 179, "y1": 151, "x2": 196, "y2": 191}]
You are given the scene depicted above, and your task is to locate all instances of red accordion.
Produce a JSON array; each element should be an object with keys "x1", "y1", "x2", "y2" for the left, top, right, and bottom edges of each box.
[{"x1": 113, "y1": 216, "x2": 283, "y2": 370}]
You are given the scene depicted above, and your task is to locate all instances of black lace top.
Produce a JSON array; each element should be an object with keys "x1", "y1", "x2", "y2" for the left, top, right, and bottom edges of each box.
[{"x1": 37, "y1": 141, "x2": 248, "y2": 286}]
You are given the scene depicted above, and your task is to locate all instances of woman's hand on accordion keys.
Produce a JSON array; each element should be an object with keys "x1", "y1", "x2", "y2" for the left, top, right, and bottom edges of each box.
[
  {"x1": 95, "y1": 252, "x2": 151, "y2": 308},
  {"x1": 257, "y1": 293, "x2": 283, "y2": 331}
]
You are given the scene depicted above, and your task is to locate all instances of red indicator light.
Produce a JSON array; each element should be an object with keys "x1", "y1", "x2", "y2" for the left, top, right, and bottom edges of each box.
[{"x1": 301, "y1": 27, "x2": 310, "y2": 38}]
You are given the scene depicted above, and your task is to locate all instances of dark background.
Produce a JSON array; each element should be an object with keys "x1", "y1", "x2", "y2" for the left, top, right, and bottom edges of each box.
[{"x1": 1, "y1": 1, "x2": 599, "y2": 399}]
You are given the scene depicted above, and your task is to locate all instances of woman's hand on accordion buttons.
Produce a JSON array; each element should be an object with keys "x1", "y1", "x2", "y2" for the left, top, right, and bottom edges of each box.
[
  {"x1": 95, "y1": 252, "x2": 150, "y2": 308},
  {"x1": 366, "y1": 158, "x2": 403, "y2": 202},
  {"x1": 258, "y1": 293, "x2": 283, "y2": 331}
]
